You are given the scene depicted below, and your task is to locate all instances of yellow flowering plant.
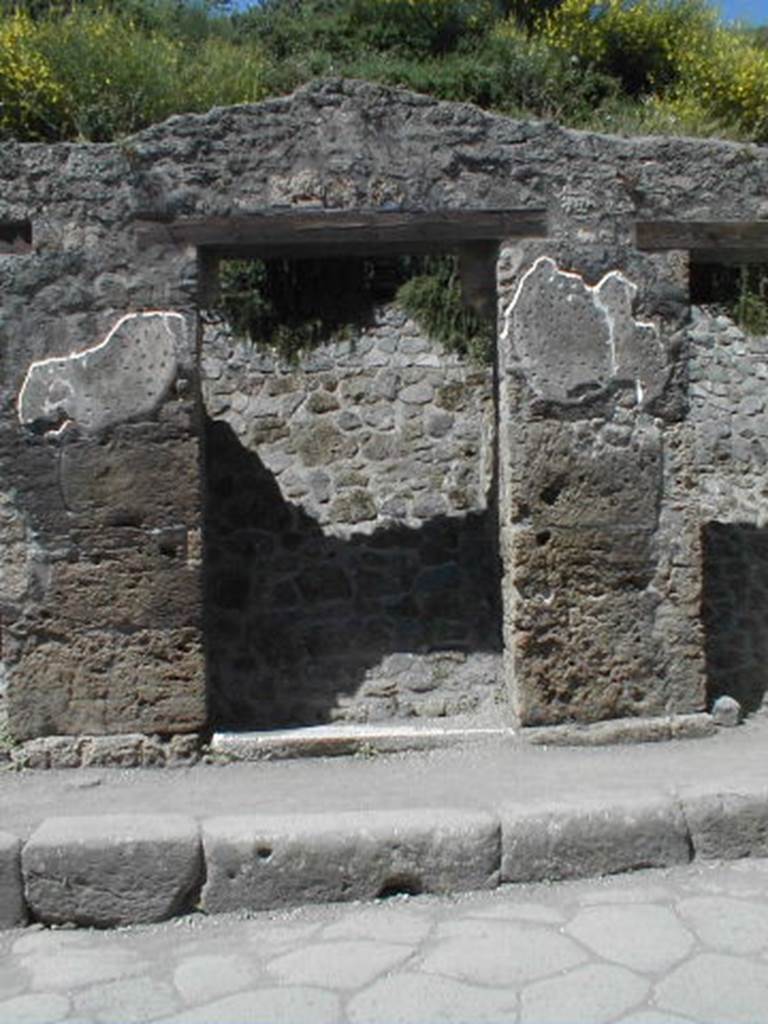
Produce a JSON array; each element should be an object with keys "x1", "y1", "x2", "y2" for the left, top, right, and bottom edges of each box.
[{"x1": 0, "y1": 10, "x2": 65, "y2": 141}]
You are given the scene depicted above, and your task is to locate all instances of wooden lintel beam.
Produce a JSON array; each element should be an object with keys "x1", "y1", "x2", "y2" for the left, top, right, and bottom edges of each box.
[
  {"x1": 136, "y1": 209, "x2": 548, "y2": 251},
  {"x1": 200, "y1": 239, "x2": 490, "y2": 261},
  {"x1": 635, "y1": 221, "x2": 768, "y2": 258}
]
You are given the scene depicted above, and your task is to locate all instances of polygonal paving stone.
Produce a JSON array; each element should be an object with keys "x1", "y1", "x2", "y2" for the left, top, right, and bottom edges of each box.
[
  {"x1": 22, "y1": 946, "x2": 145, "y2": 992},
  {"x1": 520, "y1": 963, "x2": 649, "y2": 1024},
  {"x1": 174, "y1": 955, "x2": 255, "y2": 1005},
  {"x1": 152, "y1": 987, "x2": 341, "y2": 1024},
  {"x1": 348, "y1": 973, "x2": 518, "y2": 1024},
  {"x1": 466, "y1": 900, "x2": 565, "y2": 925},
  {"x1": 677, "y1": 897, "x2": 768, "y2": 955},
  {"x1": 655, "y1": 953, "x2": 768, "y2": 1023},
  {"x1": 421, "y1": 920, "x2": 587, "y2": 986},
  {"x1": 618, "y1": 1013, "x2": 697, "y2": 1024},
  {"x1": 321, "y1": 904, "x2": 432, "y2": 944},
  {"x1": 0, "y1": 993, "x2": 71, "y2": 1024},
  {"x1": 73, "y1": 976, "x2": 179, "y2": 1024},
  {"x1": 566, "y1": 904, "x2": 694, "y2": 972},
  {"x1": 267, "y1": 939, "x2": 410, "y2": 989}
]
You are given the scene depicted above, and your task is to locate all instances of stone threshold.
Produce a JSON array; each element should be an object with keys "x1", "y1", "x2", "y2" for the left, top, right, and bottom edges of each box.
[{"x1": 210, "y1": 722, "x2": 514, "y2": 761}]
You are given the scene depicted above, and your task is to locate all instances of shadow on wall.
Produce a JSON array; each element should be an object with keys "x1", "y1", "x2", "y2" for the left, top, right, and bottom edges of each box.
[
  {"x1": 701, "y1": 521, "x2": 768, "y2": 714},
  {"x1": 202, "y1": 418, "x2": 502, "y2": 729}
]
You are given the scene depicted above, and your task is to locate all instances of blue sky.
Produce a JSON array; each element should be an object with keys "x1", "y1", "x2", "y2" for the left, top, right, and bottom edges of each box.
[
  {"x1": 229, "y1": 2, "x2": 767, "y2": 27},
  {"x1": 720, "y1": 0, "x2": 766, "y2": 24}
]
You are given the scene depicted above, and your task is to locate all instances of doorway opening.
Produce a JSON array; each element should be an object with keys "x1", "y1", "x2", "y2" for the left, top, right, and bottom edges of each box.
[{"x1": 198, "y1": 233, "x2": 506, "y2": 730}]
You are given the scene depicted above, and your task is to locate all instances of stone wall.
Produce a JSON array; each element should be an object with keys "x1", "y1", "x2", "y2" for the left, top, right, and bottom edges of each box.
[
  {"x1": 200, "y1": 304, "x2": 502, "y2": 727},
  {"x1": 685, "y1": 310, "x2": 768, "y2": 713},
  {"x1": 5, "y1": 79, "x2": 768, "y2": 738}
]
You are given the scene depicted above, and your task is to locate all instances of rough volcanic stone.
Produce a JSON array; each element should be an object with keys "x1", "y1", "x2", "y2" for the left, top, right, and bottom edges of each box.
[
  {"x1": 501, "y1": 795, "x2": 690, "y2": 883},
  {"x1": 0, "y1": 833, "x2": 25, "y2": 928},
  {"x1": 682, "y1": 786, "x2": 768, "y2": 860},
  {"x1": 201, "y1": 808, "x2": 500, "y2": 914},
  {"x1": 9, "y1": 627, "x2": 206, "y2": 740},
  {"x1": 22, "y1": 815, "x2": 202, "y2": 926}
]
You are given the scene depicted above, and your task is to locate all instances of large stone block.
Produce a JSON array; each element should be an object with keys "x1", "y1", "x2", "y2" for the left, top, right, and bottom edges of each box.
[
  {"x1": 23, "y1": 815, "x2": 202, "y2": 927},
  {"x1": 501, "y1": 796, "x2": 691, "y2": 883},
  {"x1": 503, "y1": 419, "x2": 662, "y2": 530},
  {"x1": 503, "y1": 521, "x2": 670, "y2": 724},
  {"x1": 57, "y1": 436, "x2": 201, "y2": 530},
  {"x1": 8, "y1": 627, "x2": 206, "y2": 740},
  {"x1": 0, "y1": 832, "x2": 26, "y2": 928},
  {"x1": 201, "y1": 808, "x2": 500, "y2": 914},
  {"x1": 39, "y1": 531, "x2": 201, "y2": 632},
  {"x1": 682, "y1": 786, "x2": 768, "y2": 861}
]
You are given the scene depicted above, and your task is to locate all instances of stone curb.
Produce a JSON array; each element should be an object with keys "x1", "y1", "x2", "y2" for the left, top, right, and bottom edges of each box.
[
  {"x1": 201, "y1": 808, "x2": 500, "y2": 914},
  {"x1": 22, "y1": 815, "x2": 202, "y2": 928},
  {"x1": 1, "y1": 785, "x2": 767, "y2": 929},
  {"x1": 500, "y1": 795, "x2": 691, "y2": 883},
  {"x1": 0, "y1": 831, "x2": 26, "y2": 928}
]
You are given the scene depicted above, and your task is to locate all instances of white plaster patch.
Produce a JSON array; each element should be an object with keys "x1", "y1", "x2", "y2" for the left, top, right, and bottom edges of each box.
[
  {"x1": 501, "y1": 257, "x2": 668, "y2": 406},
  {"x1": 18, "y1": 312, "x2": 186, "y2": 434}
]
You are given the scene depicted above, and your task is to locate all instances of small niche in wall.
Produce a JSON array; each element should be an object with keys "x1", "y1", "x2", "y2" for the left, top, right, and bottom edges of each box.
[{"x1": 0, "y1": 220, "x2": 32, "y2": 255}]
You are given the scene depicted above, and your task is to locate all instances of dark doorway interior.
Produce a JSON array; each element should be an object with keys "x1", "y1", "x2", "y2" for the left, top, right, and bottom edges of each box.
[{"x1": 701, "y1": 521, "x2": 768, "y2": 713}]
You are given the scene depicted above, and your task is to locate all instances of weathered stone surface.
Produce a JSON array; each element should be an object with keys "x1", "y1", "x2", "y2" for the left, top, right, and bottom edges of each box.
[
  {"x1": 566, "y1": 904, "x2": 694, "y2": 972},
  {"x1": 18, "y1": 313, "x2": 186, "y2": 434},
  {"x1": 8, "y1": 627, "x2": 206, "y2": 740},
  {"x1": 201, "y1": 808, "x2": 500, "y2": 914},
  {"x1": 0, "y1": 832, "x2": 25, "y2": 928},
  {"x1": 682, "y1": 786, "x2": 768, "y2": 860},
  {"x1": 500, "y1": 796, "x2": 691, "y2": 883},
  {"x1": 22, "y1": 815, "x2": 202, "y2": 926},
  {"x1": 503, "y1": 258, "x2": 667, "y2": 406}
]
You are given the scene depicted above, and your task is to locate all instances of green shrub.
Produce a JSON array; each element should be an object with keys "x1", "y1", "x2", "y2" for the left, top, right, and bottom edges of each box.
[
  {"x1": 673, "y1": 23, "x2": 768, "y2": 142},
  {"x1": 0, "y1": 3, "x2": 268, "y2": 142},
  {"x1": 539, "y1": 0, "x2": 717, "y2": 96},
  {"x1": 345, "y1": 28, "x2": 619, "y2": 121},
  {"x1": 0, "y1": 10, "x2": 66, "y2": 141},
  {"x1": 33, "y1": 7, "x2": 183, "y2": 140},
  {"x1": 178, "y1": 36, "x2": 267, "y2": 112},
  {"x1": 396, "y1": 256, "x2": 494, "y2": 363},
  {"x1": 347, "y1": 0, "x2": 495, "y2": 57}
]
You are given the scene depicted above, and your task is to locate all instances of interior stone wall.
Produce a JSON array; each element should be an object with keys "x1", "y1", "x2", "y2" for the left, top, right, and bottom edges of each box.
[
  {"x1": 200, "y1": 304, "x2": 503, "y2": 727},
  {"x1": 685, "y1": 309, "x2": 768, "y2": 712}
]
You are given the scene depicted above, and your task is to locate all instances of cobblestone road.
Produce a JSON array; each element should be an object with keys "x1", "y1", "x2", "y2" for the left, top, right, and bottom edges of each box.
[{"x1": 2, "y1": 859, "x2": 768, "y2": 1023}]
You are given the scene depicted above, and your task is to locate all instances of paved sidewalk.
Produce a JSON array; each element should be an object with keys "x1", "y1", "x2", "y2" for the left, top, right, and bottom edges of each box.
[
  {"x1": 3, "y1": 858, "x2": 768, "y2": 1023},
  {"x1": 4, "y1": 715, "x2": 768, "y2": 837}
]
